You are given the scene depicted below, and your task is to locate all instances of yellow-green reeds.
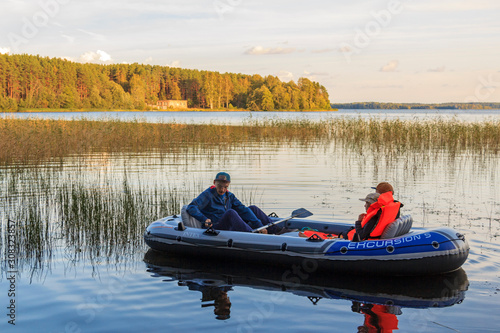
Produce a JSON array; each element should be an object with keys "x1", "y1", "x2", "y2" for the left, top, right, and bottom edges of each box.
[
  {"x1": 0, "y1": 166, "x2": 265, "y2": 270},
  {"x1": 0, "y1": 167, "x2": 204, "y2": 268},
  {"x1": 1, "y1": 116, "x2": 499, "y2": 166}
]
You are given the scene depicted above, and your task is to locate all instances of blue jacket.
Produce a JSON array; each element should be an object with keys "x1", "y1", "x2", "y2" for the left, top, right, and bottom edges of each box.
[{"x1": 187, "y1": 186, "x2": 263, "y2": 229}]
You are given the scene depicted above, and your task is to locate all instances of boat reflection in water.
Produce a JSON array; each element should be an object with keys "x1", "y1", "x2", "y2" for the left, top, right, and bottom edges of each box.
[{"x1": 144, "y1": 249, "x2": 468, "y2": 327}]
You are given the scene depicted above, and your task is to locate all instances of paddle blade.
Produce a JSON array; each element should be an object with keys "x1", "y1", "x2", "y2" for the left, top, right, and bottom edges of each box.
[{"x1": 291, "y1": 208, "x2": 313, "y2": 218}]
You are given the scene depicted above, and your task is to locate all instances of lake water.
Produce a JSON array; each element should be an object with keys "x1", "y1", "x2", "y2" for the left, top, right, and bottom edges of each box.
[
  {"x1": 2, "y1": 109, "x2": 500, "y2": 124},
  {"x1": 1, "y1": 110, "x2": 500, "y2": 332}
]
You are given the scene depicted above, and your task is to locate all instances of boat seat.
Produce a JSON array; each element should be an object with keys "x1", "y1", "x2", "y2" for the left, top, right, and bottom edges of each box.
[
  {"x1": 380, "y1": 215, "x2": 413, "y2": 239},
  {"x1": 181, "y1": 205, "x2": 202, "y2": 228}
]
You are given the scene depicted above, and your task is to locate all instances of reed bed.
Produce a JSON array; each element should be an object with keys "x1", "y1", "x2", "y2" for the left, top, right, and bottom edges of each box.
[
  {"x1": 1, "y1": 168, "x2": 56, "y2": 276},
  {"x1": 0, "y1": 168, "x2": 190, "y2": 266},
  {"x1": 0, "y1": 167, "x2": 263, "y2": 269},
  {"x1": 56, "y1": 176, "x2": 194, "y2": 258},
  {"x1": 331, "y1": 117, "x2": 500, "y2": 152},
  {"x1": 1, "y1": 117, "x2": 499, "y2": 165}
]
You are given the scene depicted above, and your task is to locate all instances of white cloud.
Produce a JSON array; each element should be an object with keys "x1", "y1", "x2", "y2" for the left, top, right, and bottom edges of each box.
[
  {"x1": 380, "y1": 60, "x2": 399, "y2": 72},
  {"x1": 97, "y1": 50, "x2": 112, "y2": 62},
  {"x1": 79, "y1": 50, "x2": 113, "y2": 63},
  {"x1": 79, "y1": 52, "x2": 97, "y2": 63},
  {"x1": 244, "y1": 46, "x2": 296, "y2": 55},
  {"x1": 168, "y1": 60, "x2": 181, "y2": 67},
  {"x1": 276, "y1": 70, "x2": 294, "y2": 82},
  {"x1": 0, "y1": 47, "x2": 10, "y2": 54}
]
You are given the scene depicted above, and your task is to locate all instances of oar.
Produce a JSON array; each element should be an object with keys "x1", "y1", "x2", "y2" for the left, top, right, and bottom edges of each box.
[{"x1": 252, "y1": 208, "x2": 313, "y2": 233}]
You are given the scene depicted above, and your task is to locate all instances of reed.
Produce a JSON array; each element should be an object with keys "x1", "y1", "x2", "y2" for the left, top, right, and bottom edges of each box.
[
  {"x1": 2, "y1": 116, "x2": 498, "y2": 165},
  {"x1": 0, "y1": 168, "x2": 184, "y2": 265},
  {"x1": 1, "y1": 168, "x2": 55, "y2": 276},
  {"x1": 0, "y1": 167, "x2": 263, "y2": 268}
]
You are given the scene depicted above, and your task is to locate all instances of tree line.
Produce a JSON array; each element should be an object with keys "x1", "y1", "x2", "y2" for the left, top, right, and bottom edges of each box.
[
  {"x1": 0, "y1": 54, "x2": 331, "y2": 111},
  {"x1": 331, "y1": 102, "x2": 500, "y2": 110}
]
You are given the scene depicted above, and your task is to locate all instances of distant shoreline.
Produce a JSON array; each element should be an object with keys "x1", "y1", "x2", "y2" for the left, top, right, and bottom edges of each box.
[
  {"x1": 1, "y1": 108, "x2": 338, "y2": 113},
  {"x1": 331, "y1": 102, "x2": 500, "y2": 110}
]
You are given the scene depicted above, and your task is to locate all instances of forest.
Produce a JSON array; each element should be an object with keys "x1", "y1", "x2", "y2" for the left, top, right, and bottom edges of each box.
[
  {"x1": 0, "y1": 54, "x2": 331, "y2": 111},
  {"x1": 331, "y1": 102, "x2": 500, "y2": 110}
]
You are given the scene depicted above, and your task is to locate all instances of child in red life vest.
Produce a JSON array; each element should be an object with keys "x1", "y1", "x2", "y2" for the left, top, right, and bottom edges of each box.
[
  {"x1": 300, "y1": 182, "x2": 403, "y2": 241},
  {"x1": 298, "y1": 192, "x2": 380, "y2": 240},
  {"x1": 346, "y1": 191, "x2": 401, "y2": 241}
]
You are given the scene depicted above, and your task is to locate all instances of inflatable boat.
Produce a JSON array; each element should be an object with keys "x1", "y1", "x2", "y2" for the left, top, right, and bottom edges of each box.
[
  {"x1": 144, "y1": 249, "x2": 469, "y2": 310},
  {"x1": 144, "y1": 207, "x2": 469, "y2": 276}
]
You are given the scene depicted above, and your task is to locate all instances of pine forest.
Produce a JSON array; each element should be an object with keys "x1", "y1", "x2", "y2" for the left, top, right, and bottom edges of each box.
[{"x1": 0, "y1": 54, "x2": 331, "y2": 112}]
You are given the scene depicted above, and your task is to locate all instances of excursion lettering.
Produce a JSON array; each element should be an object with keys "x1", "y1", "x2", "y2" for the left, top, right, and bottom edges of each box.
[{"x1": 347, "y1": 234, "x2": 423, "y2": 250}]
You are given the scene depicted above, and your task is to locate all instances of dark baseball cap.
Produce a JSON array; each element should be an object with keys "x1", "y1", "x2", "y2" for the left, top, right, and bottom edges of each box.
[
  {"x1": 359, "y1": 193, "x2": 380, "y2": 204},
  {"x1": 214, "y1": 172, "x2": 231, "y2": 182}
]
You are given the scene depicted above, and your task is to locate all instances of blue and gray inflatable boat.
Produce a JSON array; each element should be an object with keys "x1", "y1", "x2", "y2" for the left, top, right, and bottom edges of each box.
[{"x1": 144, "y1": 208, "x2": 469, "y2": 276}]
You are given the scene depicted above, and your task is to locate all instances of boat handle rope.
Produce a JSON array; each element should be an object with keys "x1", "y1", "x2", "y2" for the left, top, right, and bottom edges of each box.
[
  {"x1": 203, "y1": 226, "x2": 220, "y2": 236},
  {"x1": 306, "y1": 233, "x2": 324, "y2": 242}
]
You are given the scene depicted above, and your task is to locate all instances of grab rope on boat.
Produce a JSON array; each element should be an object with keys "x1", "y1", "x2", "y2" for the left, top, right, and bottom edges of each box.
[
  {"x1": 307, "y1": 233, "x2": 324, "y2": 242},
  {"x1": 203, "y1": 226, "x2": 220, "y2": 236}
]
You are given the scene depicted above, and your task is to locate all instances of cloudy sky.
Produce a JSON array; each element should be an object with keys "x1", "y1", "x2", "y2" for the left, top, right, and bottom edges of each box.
[{"x1": 1, "y1": 0, "x2": 499, "y2": 103}]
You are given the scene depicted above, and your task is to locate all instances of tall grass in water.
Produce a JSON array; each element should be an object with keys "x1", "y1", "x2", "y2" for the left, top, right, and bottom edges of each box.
[
  {"x1": 1, "y1": 168, "x2": 55, "y2": 276},
  {"x1": 1, "y1": 117, "x2": 498, "y2": 165},
  {"x1": 57, "y1": 177, "x2": 199, "y2": 256},
  {"x1": 0, "y1": 167, "x2": 202, "y2": 270},
  {"x1": 327, "y1": 117, "x2": 500, "y2": 153},
  {"x1": 1, "y1": 167, "x2": 262, "y2": 270}
]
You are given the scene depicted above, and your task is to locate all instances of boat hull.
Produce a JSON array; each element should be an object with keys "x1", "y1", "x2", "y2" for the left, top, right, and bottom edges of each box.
[{"x1": 144, "y1": 215, "x2": 469, "y2": 276}]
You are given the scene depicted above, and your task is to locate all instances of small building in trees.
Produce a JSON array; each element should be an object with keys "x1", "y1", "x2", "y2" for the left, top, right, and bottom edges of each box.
[{"x1": 156, "y1": 100, "x2": 188, "y2": 109}]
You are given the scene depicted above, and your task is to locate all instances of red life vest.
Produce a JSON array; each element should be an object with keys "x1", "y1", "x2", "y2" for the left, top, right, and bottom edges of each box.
[
  {"x1": 348, "y1": 192, "x2": 401, "y2": 240},
  {"x1": 362, "y1": 304, "x2": 399, "y2": 332},
  {"x1": 301, "y1": 230, "x2": 338, "y2": 239}
]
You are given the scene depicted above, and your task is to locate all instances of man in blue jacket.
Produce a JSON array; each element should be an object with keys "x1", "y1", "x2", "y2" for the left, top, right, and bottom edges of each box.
[{"x1": 187, "y1": 172, "x2": 276, "y2": 233}]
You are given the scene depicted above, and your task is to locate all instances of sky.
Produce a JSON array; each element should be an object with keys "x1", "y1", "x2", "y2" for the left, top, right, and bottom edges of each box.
[{"x1": 1, "y1": 0, "x2": 499, "y2": 104}]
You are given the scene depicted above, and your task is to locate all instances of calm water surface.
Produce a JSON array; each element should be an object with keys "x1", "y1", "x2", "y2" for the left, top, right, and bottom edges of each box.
[
  {"x1": 2, "y1": 109, "x2": 500, "y2": 124},
  {"x1": 1, "y1": 111, "x2": 500, "y2": 332}
]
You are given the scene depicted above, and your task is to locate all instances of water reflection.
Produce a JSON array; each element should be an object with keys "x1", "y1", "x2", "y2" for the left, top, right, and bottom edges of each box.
[
  {"x1": 352, "y1": 302, "x2": 400, "y2": 333},
  {"x1": 3, "y1": 110, "x2": 499, "y2": 124},
  {"x1": 184, "y1": 280, "x2": 232, "y2": 320},
  {"x1": 144, "y1": 249, "x2": 468, "y2": 325}
]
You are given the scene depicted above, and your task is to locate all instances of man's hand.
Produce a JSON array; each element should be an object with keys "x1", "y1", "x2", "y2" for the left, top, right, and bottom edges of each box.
[
  {"x1": 259, "y1": 229, "x2": 268, "y2": 234},
  {"x1": 204, "y1": 219, "x2": 212, "y2": 228}
]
